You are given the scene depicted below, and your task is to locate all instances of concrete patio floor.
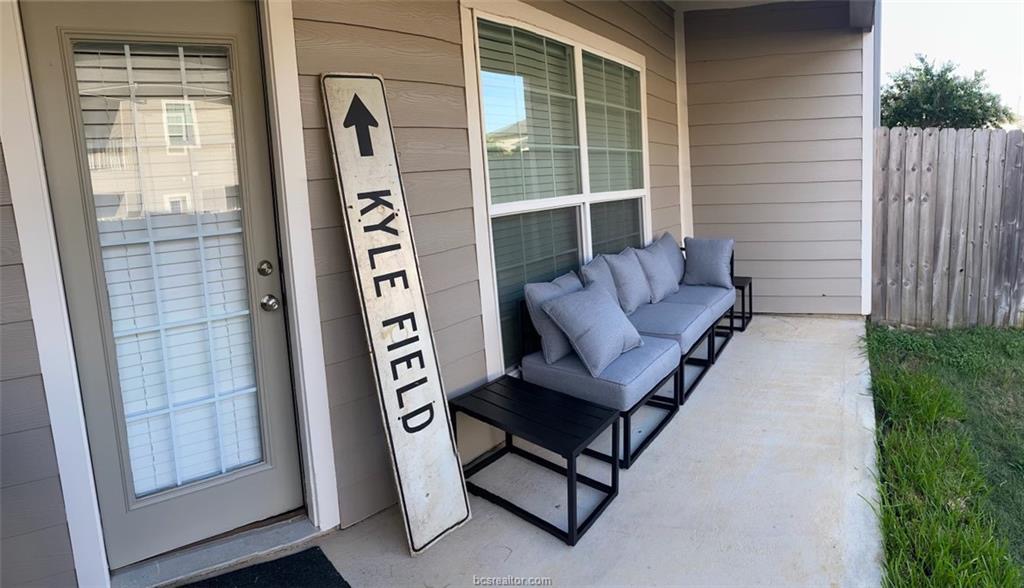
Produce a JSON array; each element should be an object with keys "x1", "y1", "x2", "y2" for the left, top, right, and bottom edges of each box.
[{"x1": 313, "y1": 315, "x2": 883, "y2": 587}]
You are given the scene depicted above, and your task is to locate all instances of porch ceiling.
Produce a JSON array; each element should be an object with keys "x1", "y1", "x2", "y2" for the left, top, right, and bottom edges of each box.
[{"x1": 671, "y1": 0, "x2": 877, "y2": 30}]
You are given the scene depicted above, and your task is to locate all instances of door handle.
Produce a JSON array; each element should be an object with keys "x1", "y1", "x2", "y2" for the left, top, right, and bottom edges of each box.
[{"x1": 260, "y1": 294, "x2": 281, "y2": 312}]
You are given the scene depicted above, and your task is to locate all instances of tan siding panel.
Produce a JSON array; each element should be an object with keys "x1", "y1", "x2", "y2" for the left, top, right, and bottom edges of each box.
[
  {"x1": 0, "y1": 321, "x2": 40, "y2": 381},
  {"x1": 648, "y1": 119, "x2": 678, "y2": 144},
  {"x1": 0, "y1": 524, "x2": 75, "y2": 587},
  {"x1": 1, "y1": 265, "x2": 30, "y2": 323},
  {"x1": 294, "y1": 19, "x2": 464, "y2": 85},
  {"x1": 650, "y1": 186, "x2": 679, "y2": 209},
  {"x1": 320, "y1": 314, "x2": 371, "y2": 367},
  {"x1": 1, "y1": 427, "x2": 58, "y2": 488},
  {"x1": 325, "y1": 354, "x2": 375, "y2": 408},
  {"x1": 689, "y1": 95, "x2": 861, "y2": 125},
  {"x1": 689, "y1": 117, "x2": 862, "y2": 146},
  {"x1": 735, "y1": 259, "x2": 862, "y2": 279},
  {"x1": 649, "y1": 142, "x2": 679, "y2": 166},
  {"x1": 755, "y1": 295, "x2": 862, "y2": 314},
  {"x1": 1, "y1": 476, "x2": 67, "y2": 539},
  {"x1": 695, "y1": 220, "x2": 862, "y2": 242},
  {"x1": 393, "y1": 128, "x2": 470, "y2": 173},
  {"x1": 627, "y1": 0, "x2": 674, "y2": 37},
  {"x1": 693, "y1": 181, "x2": 861, "y2": 205},
  {"x1": 735, "y1": 241, "x2": 862, "y2": 261},
  {"x1": 1, "y1": 206, "x2": 22, "y2": 266},
  {"x1": 752, "y1": 277, "x2": 862, "y2": 296},
  {"x1": 410, "y1": 208, "x2": 475, "y2": 255},
  {"x1": 292, "y1": 0, "x2": 461, "y2": 43},
  {"x1": 307, "y1": 179, "x2": 343, "y2": 230},
  {"x1": 688, "y1": 72, "x2": 861, "y2": 105},
  {"x1": 440, "y1": 349, "x2": 488, "y2": 397},
  {"x1": 646, "y1": 95, "x2": 677, "y2": 124},
  {"x1": 405, "y1": 170, "x2": 474, "y2": 217},
  {"x1": 694, "y1": 201, "x2": 861, "y2": 224},
  {"x1": 299, "y1": 75, "x2": 468, "y2": 130},
  {"x1": 646, "y1": 72, "x2": 676, "y2": 103},
  {"x1": 0, "y1": 376, "x2": 50, "y2": 435},
  {"x1": 652, "y1": 205, "x2": 681, "y2": 234},
  {"x1": 566, "y1": 0, "x2": 674, "y2": 58},
  {"x1": 311, "y1": 226, "x2": 350, "y2": 276},
  {"x1": 691, "y1": 160, "x2": 862, "y2": 185},
  {"x1": 426, "y1": 281, "x2": 483, "y2": 332},
  {"x1": 420, "y1": 245, "x2": 479, "y2": 294},
  {"x1": 650, "y1": 164, "x2": 680, "y2": 188},
  {"x1": 435, "y1": 316, "x2": 485, "y2": 367},
  {"x1": 316, "y1": 271, "x2": 358, "y2": 322},
  {"x1": 691, "y1": 139, "x2": 861, "y2": 166},
  {"x1": 686, "y1": 29, "x2": 863, "y2": 61},
  {"x1": 687, "y1": 50, "x2": 861, "y2": 83}
]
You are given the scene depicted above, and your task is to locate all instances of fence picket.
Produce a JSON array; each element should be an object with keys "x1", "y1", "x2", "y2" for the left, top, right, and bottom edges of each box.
[
  {"x1": 873, "y1": 127, "x2": 1024, "y2": 327},
  {"x1": 917, "y1": 128, "x2": 939, "y2": 324},
  {"x1": 885, "y1": 128, "x2": 906, "y2": 323},
  {"x1": 931, "y1": 129, "x2": 957, "y2": 326},
  {"x1": 872, "y1": 127, "x2": 890, "y2": 320}
]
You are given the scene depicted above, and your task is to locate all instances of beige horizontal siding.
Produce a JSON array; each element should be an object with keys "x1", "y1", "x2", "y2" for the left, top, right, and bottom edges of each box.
[
  {"x1": 293, "y1": 0, "x2": 490, "y2": 528},
  {"x1": 685, "y1": 1, "x2": 864, "y2": 315},
  {"x1": 0, "y1": 142, "x2": 77, "y2": 587}
]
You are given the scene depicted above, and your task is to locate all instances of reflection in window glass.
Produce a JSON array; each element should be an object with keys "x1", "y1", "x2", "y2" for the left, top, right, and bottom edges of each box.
[
  {"x1": 591, "y1": 199, "x2": 643, "y2": 255},
  {"x1": 478, "y1": 20, "x2": 581, "y2": 204},
  {"x1": 74, "y1": 41, "x2": 261, "y2": 497}
]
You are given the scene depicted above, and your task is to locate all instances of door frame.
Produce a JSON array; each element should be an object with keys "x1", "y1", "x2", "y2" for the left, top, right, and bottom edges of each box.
[{"x1": 0, "y1": 1, "x2": 339, "y2": 584}]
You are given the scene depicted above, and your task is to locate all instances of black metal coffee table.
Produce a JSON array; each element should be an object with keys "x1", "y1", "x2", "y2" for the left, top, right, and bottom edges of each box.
[{"x1": 450, "y1": 376, "x2": 620, "y2": 546}]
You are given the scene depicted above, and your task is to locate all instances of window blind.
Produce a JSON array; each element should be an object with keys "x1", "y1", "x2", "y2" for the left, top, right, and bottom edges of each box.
[
  {"x1": 492, "y1": 208, "x2": 580, "y2": 368},
  {"x1": 583, "y1": 52, "x2": 643, "y2": 192},
  {"x1": 478, "y1": 20, "x2": 581, "y2": 204},
  {"x1": 74, "y1": 41, "x2": 262, "y2": 497},
  {"x1": 591, "y1": 198, "x2": 643, "y2": 255}
]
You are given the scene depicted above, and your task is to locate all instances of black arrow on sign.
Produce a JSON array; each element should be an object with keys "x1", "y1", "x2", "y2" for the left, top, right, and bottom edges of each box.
[{"x1": 343, "y1": 94, "x2": 379, "y2": 157}]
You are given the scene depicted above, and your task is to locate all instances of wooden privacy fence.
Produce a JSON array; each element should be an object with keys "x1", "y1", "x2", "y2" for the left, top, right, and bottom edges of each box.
[{"x1": 872, "y1": 127, "x2": 1024, "y2": 328}]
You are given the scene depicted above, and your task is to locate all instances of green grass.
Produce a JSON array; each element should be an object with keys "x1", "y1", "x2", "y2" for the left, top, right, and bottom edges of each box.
[{"x1": 866, "y1": 325, "x2": 1023, "y2": 587}]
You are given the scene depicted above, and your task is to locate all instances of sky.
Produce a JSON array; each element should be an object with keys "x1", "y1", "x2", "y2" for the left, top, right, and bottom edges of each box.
[{"x1": 881, "y1": 0, "x2": 1024, "y2": 119}]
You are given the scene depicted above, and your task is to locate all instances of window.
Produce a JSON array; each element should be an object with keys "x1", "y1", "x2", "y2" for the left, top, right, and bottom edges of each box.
[
  {"x1": 163, "y1": 99, "x2": 200, "y2": 149},
  {"x1": 476, "y1": 17, "x2": 648, "y2": 369}
]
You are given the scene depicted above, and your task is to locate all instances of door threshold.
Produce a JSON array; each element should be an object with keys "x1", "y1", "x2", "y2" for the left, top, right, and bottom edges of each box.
[{"x1": 112, "y1": 513, "x2": 328, "y2": 588}]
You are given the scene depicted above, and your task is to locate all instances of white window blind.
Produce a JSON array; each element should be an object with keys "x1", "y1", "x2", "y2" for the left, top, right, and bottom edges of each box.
[
  {"x1": 74, "y1": 41, "x2": 262, "y2": 497},
  {"x1": 583, "y1": 52, "x2": 644, "y2": 192},
  {"x1": 492, "y1": 208, "x2": 580, "y2": 368}
]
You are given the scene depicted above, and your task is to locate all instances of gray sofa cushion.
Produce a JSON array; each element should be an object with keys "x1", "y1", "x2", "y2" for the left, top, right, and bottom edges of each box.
[
  {"x1": 524, "y1": 272, "x2": 584, "y2": 364},
  {"x1": 521, "y1": 335, "x2": 680, "y2": 411},
  {"x1": 579, "y1": 255, "x2": 618, "y2": 302},
  {"x1": 604, "y1": 248, "x2": 653, "y2": 314},
  {"x1": 628, "y1": 302, "x2": 709, "y2": 354},
  {"x1": 635, "y1": 246, "x2": 680, "y2": 303},
  {"x1": 682, "y1": 237, "x2": 734, "y2": 288},
  {"x1": 663, "y1": 285, "x2": 736, "y2": 319},
  {"x1": 649, "y1": 232, "x2": 685, "y2": 284},
  {"x1": 542, "y1": 285, "x2": 642, "y2": 377}
]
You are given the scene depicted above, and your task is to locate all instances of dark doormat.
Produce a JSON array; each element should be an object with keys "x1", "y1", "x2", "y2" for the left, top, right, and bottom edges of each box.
[{"x1": 184, "y1": 547, "x2": 349, "y2": 588}]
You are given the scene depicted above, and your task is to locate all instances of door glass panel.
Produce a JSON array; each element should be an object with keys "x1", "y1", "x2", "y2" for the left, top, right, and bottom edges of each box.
[{"x1": 73, "y1": 41, "x2": 262, "y2": 497}]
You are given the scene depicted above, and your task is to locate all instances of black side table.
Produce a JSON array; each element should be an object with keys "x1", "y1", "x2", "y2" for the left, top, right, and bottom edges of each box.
[
  {"x1": 450, "y1": 376, "x2": 620, "y2": 546},
  {"x1": 733, "y1": 276, "x2": 753, "y2": 331}
]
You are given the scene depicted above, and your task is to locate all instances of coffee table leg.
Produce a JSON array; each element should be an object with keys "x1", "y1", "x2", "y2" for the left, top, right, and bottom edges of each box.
[
  {"x1": 567, "y1": 457, "x2": 578, "y2": 546},
  {"x1": 611, "y1": 419, "x2": 620, "y2": 493}
]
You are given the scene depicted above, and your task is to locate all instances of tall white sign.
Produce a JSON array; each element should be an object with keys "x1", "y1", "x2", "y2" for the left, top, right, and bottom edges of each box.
[{"x1": 321, "y1": 74, "x2": 470, "y2": 554}]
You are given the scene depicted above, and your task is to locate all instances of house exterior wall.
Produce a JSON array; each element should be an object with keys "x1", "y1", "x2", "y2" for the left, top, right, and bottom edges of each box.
[
  {"x1": 684, "y1": 1, "x2": 866, "y2": 314},
  {"x1": 293, "y1": 0, "x2": 681, "y2": 528},
  {"x1": 0, "y1": 142, "x2": 78, "y2": 587}
]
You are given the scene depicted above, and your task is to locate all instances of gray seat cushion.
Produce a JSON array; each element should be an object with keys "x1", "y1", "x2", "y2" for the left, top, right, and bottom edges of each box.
[
  {"x1": 542, "y1": 285, "x2": 642, "y2": 377},
  {"x1": 683, "y1": 237, "x2": 734, "y2": 288},
  {"x1": 521, "y1": 335, "x2": 680, "y2": 411},
  {"x1": 628, "y1": 301, "x2": 710, "y2": 354},
  {"x1": 604, "y1": 248, "x2": 652, "y2": 314},
  {"x1": 662, "y1": 285, "x2": 736, "y2": 319},
  {"x1": 524, "y1": 272, "x2": 584, "y2": 364}
]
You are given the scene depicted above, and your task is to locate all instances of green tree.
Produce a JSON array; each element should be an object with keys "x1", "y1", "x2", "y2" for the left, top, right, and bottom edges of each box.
[{"x1": 881, "y1": 55, "x2": 1014, "y2": 129}]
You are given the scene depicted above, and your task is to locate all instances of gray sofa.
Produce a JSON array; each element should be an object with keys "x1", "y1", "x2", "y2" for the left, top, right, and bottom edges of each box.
[{"x1": 519, "y1": 235, "x2": 737, "y2": 468}]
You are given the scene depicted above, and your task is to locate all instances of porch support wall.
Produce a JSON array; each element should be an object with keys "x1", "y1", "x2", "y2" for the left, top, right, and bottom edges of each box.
[{"x1": 684, "y1": 1, "x2": 869, "y2": 314}]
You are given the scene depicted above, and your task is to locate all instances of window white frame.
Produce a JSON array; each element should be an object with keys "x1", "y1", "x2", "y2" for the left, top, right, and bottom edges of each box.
[
  {"x1": 0, "y1": 1, "x2": 339, "y2": 584},
  {"x1": 162, "y1": 98, "x2": 201, "y2": 150},
  {"x1": 461, "y1": 0, "x2": 651, "y2": 377}
]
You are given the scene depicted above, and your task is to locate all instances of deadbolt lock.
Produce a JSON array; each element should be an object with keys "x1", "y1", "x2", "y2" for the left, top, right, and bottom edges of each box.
[{"x1": 257, "y1": 260, "x2": 274, "y2": 276}]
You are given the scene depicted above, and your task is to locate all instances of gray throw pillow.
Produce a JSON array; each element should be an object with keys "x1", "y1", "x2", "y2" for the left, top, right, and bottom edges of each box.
[
  {"x1": 682, "y1": 237, "x2": 734, "y2": 288},
  {"x1": 579, "y1": 255, "x2": 618, "y2": 302},
  {"x1": 524, "y1": 272, "x2": 584, "y2": 364},
  {"x1": 650, "y1": 232, "x2": 685, "y2": 284},
  {"x1": 542, "y1": 285, "x2": 643, "y2": 377},
  {"x1": 604, "y1": 248, "x2": 652, "y2": 314},
  {"x1": 635, "y1": 246, "x2": 680, "y2": 303}
]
